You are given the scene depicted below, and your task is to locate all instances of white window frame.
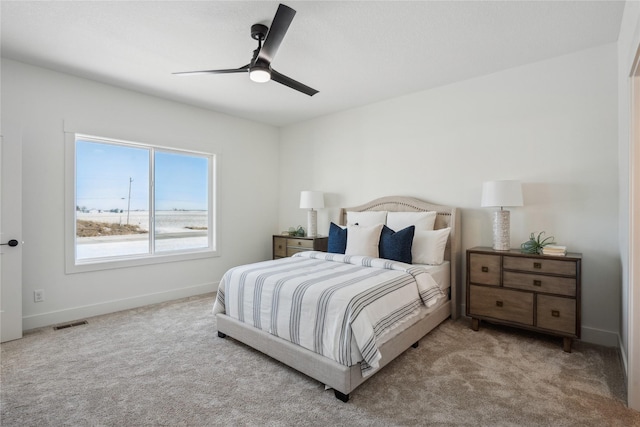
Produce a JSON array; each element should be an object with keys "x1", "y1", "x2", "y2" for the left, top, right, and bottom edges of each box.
[{"x1": 65, "y1": 132, "x2": 218, "y2": 274}]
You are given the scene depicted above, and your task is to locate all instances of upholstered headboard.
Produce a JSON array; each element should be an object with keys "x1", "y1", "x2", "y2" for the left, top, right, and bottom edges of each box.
[{"x1": 339, "y1": 196, "x2": 461, "y2": 319}]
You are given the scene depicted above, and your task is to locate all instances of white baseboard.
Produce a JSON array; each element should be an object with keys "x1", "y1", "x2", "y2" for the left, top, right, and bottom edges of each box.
[
  {"x1": 619, "y1": 333, "x2": 629, "y2": 378},
  {"x1": 580, "y1": 325, "x2": 620, "y2": 347},
  {"x1": 22, "y1": 281, "x2": 219, "y2": 331},
  {"x1": 459, "y1": 302, "x2": 619, "y2": 347}
]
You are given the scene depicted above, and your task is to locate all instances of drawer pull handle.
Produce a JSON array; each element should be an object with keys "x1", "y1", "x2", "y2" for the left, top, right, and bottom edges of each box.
[
  {"x1": 552, "y1": 310, "x2": 560, "y2": 317},
  {"x1": 298, "y1": 241, "x2": 302, "y2": 245},
  {"x1": 496, "y1": 301, "x2": 503, "y2": 307},
  {"x1": 533, "y1": 280, "x2": 542, "y2": 287},
  {"x1": 481, "y1": 266, "x2": 489, "y2": 273},
  {"x1": 533, "y1": 262, "x2": 542, "y2": 269}
]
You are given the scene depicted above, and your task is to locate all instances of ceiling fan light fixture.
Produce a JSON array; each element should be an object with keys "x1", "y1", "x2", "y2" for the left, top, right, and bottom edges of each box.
[
  {"x1": 249, "y1": 66, "x2": 271, "y2": 83},
  {"x1": 174, "y1": 4, "x2": 317, "y2": 96}
]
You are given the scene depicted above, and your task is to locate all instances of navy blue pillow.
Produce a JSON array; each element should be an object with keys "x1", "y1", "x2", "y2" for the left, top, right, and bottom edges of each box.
[
  {"x1": 328, "y1": 222, "x2": 347, "y2": 254},
  {"x1": 379, "y1": 225, "x2": 415, "y2": 263}
]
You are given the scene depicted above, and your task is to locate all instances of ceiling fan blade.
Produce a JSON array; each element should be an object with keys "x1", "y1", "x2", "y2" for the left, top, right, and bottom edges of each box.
[
  {"x1": 271, "y1": 69, "x2": 318, "y2": 96},
  {"x1": 173, "y1": 64, "x2": 250, "y2": 76},
  {"x1": 257, "y1": 4, "x2": 296, "y2": 64}
]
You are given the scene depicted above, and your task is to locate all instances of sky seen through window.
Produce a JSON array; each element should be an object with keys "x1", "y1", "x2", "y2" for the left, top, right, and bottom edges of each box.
[{"x1": 76, "y1": 140, "x2": 208, "y2": 212}]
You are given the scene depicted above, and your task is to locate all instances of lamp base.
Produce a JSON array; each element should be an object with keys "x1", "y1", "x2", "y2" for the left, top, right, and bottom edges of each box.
[
  {"x1": 307, "y1": 209, "x2": 318, "y2": 237},
  {"x1": 492, "y1": 210, "x2": 510, "y2": 251}
]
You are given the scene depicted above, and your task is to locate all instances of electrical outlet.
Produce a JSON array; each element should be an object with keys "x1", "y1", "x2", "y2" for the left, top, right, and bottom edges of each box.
[{"x1": 34, "y1": 289, "x2": 44, "y2": 303}]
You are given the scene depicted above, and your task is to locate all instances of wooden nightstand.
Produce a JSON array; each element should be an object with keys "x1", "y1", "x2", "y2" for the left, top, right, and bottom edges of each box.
[
  {"x1": 466, "y1": 246, "x2": 582, "y2": 352},
  {"x1": 272, "y1": 235, "x2": 328, "y2": 259}
]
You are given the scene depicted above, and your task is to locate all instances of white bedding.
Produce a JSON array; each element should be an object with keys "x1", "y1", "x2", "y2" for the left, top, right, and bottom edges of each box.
[
  {"x1": 415, "y1": 261, "x2": 450, "y2": 291},
  {"x1": 213, "y1": 251, "x2": 445, "y2": 376}
]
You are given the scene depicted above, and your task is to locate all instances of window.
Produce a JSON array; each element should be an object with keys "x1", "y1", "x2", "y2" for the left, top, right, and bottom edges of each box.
[{"x1": 66, "y1": 134, "x2": 216, "y2": 272}]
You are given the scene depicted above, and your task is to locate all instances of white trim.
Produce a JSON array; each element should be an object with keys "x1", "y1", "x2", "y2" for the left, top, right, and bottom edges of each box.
[
  {"x1": 64, "y1": 132, "x2": 219, "y2": 274},
  {"x1": 460, "y1": 311, "x2": 619, "y2": 347},
  {"x1": 620, "y1": 333, "x2": 629, "y2": 379},
  {"x1": 580, "y1": 326, "x2": 620, "y2": 348},
  {"x1": 22, "y1": 281, "x2": 218, "y2": 331},
  {"x1": 628, "y1": 44, "x2": 640, "y2": 411}
]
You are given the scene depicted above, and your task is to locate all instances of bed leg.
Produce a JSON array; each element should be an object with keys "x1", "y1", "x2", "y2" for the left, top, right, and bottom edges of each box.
[
  {"x1": 412, "y1": 341, "x2": 419, "y2": 348},
  {"x1": 334, "y1": 390, "x2": 350, "y2": 402},
  {"x1": 217, "y1": 331, "x2": 227, "y2": 338}
]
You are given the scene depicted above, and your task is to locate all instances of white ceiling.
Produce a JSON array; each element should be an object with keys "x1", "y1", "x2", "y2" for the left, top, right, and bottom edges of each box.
[{"x1": 1, "y1": 1, "x2": 625, "y2": 127}]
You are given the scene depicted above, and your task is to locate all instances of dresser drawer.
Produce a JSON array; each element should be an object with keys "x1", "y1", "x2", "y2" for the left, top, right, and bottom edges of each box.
[
  {"x1": 273, "y1": 235, "x2": 328, "y2": 259},
  {"x1": 537, "y1": 295, "x2": 576, "y2": 335},
  {"x1": 503, "y1": 256, "x2": 576, "y2": 276},
  {"x1": 287, "y1": 247, "x2": 312, "y2": 256},
  {"x1": 503, "y1": 271, "x2": 576, "y2": 297},
  {"x1": 273, "y1": 237, "x2": 287, "y2": 258},
  {"x1": 468, "y1": 285, "x2": 534, "y2": 325},
  {"x1": 288, "y1": 239, "x2": 313, "y2": 250},
  {"x1": 469, "y1": 254, "x2": 501, "y2": 286}
]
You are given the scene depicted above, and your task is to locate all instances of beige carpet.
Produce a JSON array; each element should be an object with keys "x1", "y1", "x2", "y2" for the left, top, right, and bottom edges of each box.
[{"x1": 1, "y1": 293, "x2": 638, "y2": 426}]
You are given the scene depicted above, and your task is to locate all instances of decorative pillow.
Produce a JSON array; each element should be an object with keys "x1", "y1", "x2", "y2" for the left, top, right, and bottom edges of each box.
[
  {"x1": 345, "y1": 223, "x2": 384, "y2": 258},
  {"x1": 379, "y1": 225, "x2": 415, "y2": 264},
  {"x1": 346, "y1": 211, "x2": 387, "y2": 227},
  {"x1": 328, "y1": 222, "x2": 348, "y2": 254},
  {"x1": 386, "y1": 211, "x2": 436, "y2": 232},
  {"x1": 412, "y1": 227, "x2": 451, "y2": 265}
]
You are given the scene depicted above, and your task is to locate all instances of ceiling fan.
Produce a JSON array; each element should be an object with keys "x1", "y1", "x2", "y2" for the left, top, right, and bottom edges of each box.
[{"x1": 174, "y1": 3, "x2": 318, "y2": 96}]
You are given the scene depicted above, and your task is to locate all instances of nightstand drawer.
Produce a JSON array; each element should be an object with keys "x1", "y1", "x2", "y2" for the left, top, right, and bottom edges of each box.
[
  {"x1": 503, "y1": 271, "x2": 576, "y2": 297},
  {"x1": 287, "y1": 247, "x2": 311, "y2": 256},
  {"x1": 273, "y1": 237, "x2": 287, "y2": 258},
  {"x1": 273, "y1": 235, "x2": 328, "y2": 260},
  {"x1": 537, "y1": 295, "x2": 576, "y2": 335},
  {"x1": 469, "y1": 254, "x2": 501, "y2": 286},
  {"x1": 503, "y1": 256, "x2": 576, "y2": 276},
  {"x1": 288, "y1": 239, "x2": 314, "y2": 249},
  {"x1": 469, "y1": 285, "x2": 533, "y2": 325}
]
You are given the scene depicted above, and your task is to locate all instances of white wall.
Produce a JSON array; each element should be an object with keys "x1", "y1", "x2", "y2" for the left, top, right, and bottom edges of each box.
[
  {"x1": 617, "y1": 0, "x2": 640, "y2": 411},
  {"x1": 1, "y1": 59, "x2": 280, "y2": 329},
  {"x1": 279, "y1": 44, "x2": 620, "y2": 346}
]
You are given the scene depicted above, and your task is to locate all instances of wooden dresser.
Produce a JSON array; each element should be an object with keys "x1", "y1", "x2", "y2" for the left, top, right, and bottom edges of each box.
[
  {"x1": 466, "y1": 246, "x2": 582, "y2": 352},
  {"x1": 272, "y1": 235, "x2": 328, "y2": 259}
]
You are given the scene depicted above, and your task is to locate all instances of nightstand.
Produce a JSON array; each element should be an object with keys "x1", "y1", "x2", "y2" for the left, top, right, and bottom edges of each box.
[
  {"x1": 272, "y1": 235, "x2": 328, "y2": 259},
  {"x1": 466, "y1": 246, "x2": 582, "y2": 352}
]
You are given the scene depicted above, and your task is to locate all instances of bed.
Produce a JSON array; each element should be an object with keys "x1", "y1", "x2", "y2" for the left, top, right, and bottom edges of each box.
[{"x1": 214, "y1": 196, "x2": 461, "y2": 402}]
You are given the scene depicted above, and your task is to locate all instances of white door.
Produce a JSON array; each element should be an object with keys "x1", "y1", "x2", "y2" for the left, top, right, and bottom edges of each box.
[{"x1": 0, "y1": 125, "x2": 23, "y2": 342}]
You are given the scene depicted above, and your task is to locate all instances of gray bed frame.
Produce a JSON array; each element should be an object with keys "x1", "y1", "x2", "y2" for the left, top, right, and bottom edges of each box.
[{"x1": 216, "y1": 196, "x2": 461, "y2": 402}]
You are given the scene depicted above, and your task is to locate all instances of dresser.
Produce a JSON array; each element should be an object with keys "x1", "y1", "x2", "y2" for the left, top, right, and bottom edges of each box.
[
  {"x1": 272, "y1": 235, "x2": 328, "y2": 259},
  {"x1": 466, "y1": 246, "x2": 582, "y2": 352}
]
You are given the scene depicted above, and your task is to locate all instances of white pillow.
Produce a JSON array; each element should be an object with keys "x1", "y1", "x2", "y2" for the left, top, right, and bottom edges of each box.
[
  {"x1": 346, "y1": 211, "x2": 387, "y2": 227},
  {"x1": 412, "y1": 228, "x2": 451, "y2": 265},
  {"x1": 345, "y1": 223, "x2": 384, "y2": 258},
  {"x1": 386, "y1": 211, "x2": 436, "y2": 232}
]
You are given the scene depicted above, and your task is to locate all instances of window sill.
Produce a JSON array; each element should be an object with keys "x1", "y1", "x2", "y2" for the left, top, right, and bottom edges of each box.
[{"x1": 65, "y1": 249, "x2": 219, "y2": 274}]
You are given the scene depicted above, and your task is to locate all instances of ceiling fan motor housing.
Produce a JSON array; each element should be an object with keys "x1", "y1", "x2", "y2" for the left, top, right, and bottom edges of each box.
[{"x1": 251, "y1": 24, "x2": 268, "y2": 41}]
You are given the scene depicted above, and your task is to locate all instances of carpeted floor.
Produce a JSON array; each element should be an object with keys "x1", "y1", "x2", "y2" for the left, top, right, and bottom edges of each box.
[{"x1": 1, "y1": 293, "x2": 639, "y2": 426}]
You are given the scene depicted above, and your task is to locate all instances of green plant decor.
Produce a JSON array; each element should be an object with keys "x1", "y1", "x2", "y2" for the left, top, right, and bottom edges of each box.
[
  {"x1": 289, "y1": 226, "x2": 306, "y2": 237},
  {"x1": 520, "y1": 231, "x2": 555, "y2": 254}
]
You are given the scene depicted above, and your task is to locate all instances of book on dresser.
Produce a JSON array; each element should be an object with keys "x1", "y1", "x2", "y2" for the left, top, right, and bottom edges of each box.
[
  {"x1": 466, "y1": 246, "x2": 582, "y2": 352},
  {"x1": 542, "y1": 245, "x2": 567, "y2": 256}
]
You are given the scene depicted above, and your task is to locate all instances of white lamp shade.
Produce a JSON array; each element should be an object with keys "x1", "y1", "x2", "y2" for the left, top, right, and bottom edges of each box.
[
  {"x1": 299, "y1": 191, "x2": 324, "y2": 209},
  {"x1": 481, "y1": 180, "x2": 523, "y2": 208}
]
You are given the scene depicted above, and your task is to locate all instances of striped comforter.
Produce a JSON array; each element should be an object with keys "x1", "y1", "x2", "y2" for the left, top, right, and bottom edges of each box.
[{"x1": 213, "y1": 251, "x2": 445, "y2": 376}]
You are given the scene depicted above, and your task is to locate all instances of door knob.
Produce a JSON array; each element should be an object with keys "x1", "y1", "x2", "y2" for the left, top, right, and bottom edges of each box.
[{"x1": 1, "y1": 239, "x2": 19, "y2": 247}]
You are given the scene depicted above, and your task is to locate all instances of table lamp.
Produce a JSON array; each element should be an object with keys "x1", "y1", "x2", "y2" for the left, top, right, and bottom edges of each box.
[
  {"x1": 481, "y1": 180, "x2": 523, "y2": 251},
  {"x1": 299, "y1": 191, "x2": 324, "y2": 237}
]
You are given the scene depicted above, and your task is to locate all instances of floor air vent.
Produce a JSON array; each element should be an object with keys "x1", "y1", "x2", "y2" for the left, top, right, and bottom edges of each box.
[{"x1": 53, "y1": 320, "x2": 88, "y2": 330}]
